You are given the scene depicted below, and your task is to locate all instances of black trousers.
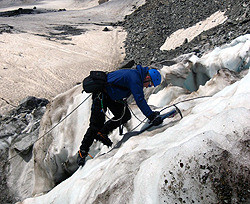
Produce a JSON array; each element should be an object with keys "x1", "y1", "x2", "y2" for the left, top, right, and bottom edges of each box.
[{"x1": 80, "y1": 92, "x2": 131, "y2": 152}]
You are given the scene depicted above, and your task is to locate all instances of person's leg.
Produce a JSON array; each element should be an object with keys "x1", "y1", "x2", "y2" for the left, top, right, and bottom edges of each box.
[
  {"x1": 78, "y1": 93, "x2": 106, "y2": 165},
  {"x1": 80, "y1": 93, "x2": 107, "y2": 152},
  {"x1": 99, "y1": 96, "x2": 131, "y2": 135}
]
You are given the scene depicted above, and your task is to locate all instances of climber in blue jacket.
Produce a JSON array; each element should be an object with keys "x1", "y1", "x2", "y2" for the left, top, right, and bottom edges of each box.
[{"x1": 78, "y1": 65, "x2": 162, "y2": 166}]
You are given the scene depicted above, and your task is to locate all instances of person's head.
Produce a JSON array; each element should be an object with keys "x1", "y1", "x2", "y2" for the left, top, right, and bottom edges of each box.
[{"x1": 143, "y1": 69, "x2": 161, "y2": 88}]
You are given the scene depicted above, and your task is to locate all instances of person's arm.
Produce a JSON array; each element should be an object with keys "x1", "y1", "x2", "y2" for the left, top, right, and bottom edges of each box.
[
  {"x1": 130, "y1": 81, "x2": 153, "y2": 118},
  {"x1": 131, "y1": 86, "x2": 163, "y2": 126}
]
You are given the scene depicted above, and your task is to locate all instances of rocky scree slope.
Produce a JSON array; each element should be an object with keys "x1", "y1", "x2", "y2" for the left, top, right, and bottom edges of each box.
[{"x1": 121, "y1": 0, "x2": 249, "y2": 65}]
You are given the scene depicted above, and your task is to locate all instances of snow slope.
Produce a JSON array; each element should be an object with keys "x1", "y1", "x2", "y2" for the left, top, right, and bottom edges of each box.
[
  {"x1": 0, "y1": 0, "x2": 145, "y2": 114},
  {"x1": 17, "y1": 35, "x2": 250, "y2": 203}
]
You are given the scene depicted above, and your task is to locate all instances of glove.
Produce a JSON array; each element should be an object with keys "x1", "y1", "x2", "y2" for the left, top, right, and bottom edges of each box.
[
  {"x1": 148, "y1": 111, "x2": 160, "y2": 121},
  {"x1": 148, "y1": 111, "x2": 163, "y2": 126},
  {"x1": 77, "y1": 150, "x2": 87, "y2": 166},
  {"x1": 152, "y1": 116, "x2": 163, "y2": 126}
]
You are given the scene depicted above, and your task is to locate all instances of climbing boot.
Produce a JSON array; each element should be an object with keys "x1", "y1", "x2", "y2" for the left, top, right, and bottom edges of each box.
[
  {"x1": 77, "y1": 150, "x2": 88, "y2": 166},
  {"x1": 95, "y1": 132, "x2": 113, "y2": 147}
]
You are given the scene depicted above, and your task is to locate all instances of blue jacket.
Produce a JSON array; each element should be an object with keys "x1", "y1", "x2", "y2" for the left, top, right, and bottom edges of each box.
[{"x1": 106, "y1": 65, "x2": 153, "y2": 118}]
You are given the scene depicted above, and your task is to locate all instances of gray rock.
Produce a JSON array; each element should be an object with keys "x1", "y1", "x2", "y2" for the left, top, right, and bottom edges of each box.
[
  {"x1": 120, "y1": 0, "x2": 250, "y2": 65},
  {"x1": 0, "y1": 97, "x2": 49, "y2": 202}
]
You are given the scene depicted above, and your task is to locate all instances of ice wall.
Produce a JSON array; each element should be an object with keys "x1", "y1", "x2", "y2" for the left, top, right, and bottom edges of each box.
[
  {"x1": 17, "y1": 35, "x2": 250, "y2": 203},
  {"x1": 161, "y1": 34, "x2": 250, "y2": 92},
  {"x1": 20, "y1": 67, "x2": 250, "y2": 204}
]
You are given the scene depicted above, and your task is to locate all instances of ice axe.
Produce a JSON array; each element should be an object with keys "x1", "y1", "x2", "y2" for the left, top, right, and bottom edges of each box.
[{"x1": 138, "y1": 105, "x2": 183, "y2": 134}]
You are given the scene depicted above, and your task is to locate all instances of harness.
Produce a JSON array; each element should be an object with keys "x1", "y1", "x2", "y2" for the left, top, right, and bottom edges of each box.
[{"x1": 97, "y1": 92, "x2": 127, "y2": 135}]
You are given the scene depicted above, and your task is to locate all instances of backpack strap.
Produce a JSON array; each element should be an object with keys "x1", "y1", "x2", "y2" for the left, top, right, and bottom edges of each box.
[{"x1": 106, "y1": 83, "x2": 128, "y2": 91}]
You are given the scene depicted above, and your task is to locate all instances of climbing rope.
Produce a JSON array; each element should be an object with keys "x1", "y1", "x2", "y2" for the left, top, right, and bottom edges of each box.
[
  {"x1": 127, "y1": 104, "x2": 147, "y2": 124},
  {"x1": 126, "y1": 95, "x2": 212, "y2": 133},
  {"x1": 6, "y1": 93, "x2": 212, "y2": 162},
  {"x1": 0, "y1": 97, "x2": 18, "y2": 108},
  {"x1": 98, "y1": 93, "x2": 127, "y2": 122}
]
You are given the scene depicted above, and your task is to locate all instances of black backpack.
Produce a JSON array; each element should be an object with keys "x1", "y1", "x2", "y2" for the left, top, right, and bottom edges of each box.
[{"x1": 82, "y1": 71, "x2": 107, "y2": 93}]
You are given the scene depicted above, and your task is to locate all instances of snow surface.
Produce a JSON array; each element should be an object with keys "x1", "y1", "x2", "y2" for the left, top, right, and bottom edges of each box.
[
  {"x1": 17, "y1": 35, "x2": 250, "y2": 203},
  {"x1": 160, "y1": 11, "x2": 227, "y2": 51}
]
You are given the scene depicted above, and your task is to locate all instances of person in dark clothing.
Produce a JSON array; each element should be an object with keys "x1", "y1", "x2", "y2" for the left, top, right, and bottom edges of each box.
[{"x1": 77, "y1": 65, "x2": 162, "y2": 166}]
